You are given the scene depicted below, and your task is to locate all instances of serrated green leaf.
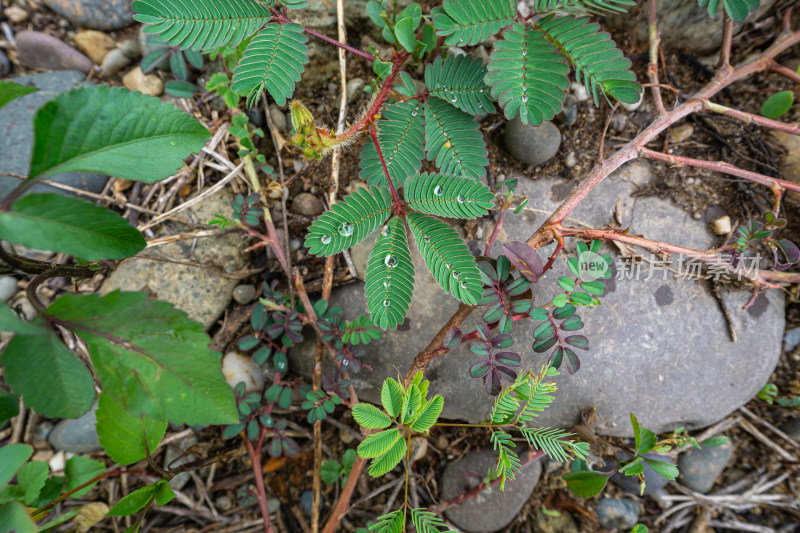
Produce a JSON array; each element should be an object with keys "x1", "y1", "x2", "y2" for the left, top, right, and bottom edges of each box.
[
  {"x1": 425, "y1": 54, "x2": 496, "y2": 115},
  {"x1": 65, "y1": 456, "x2": 104, "y2": 498},
  {"x1": 0, "y1": 444, "x2": 33, "y2": 492},
  {"x1": 96, "y1": 393, "x2": 168, "y2": 466},
  {"x1": 305, "y1": 186, "x2": 393, "y2": 256},
  {"x1": 381, "y1": 378, "x2": 404, "y2": 417},
  {"x1": 231, "y1": 23, "x2": 309, "y2": 107},
  {"x1": 2, "y1": 333, "x2": 95, "y2": 419},
  {"x1": 133, "y1": 0, "x2": 272, "y2": 50},
  {"x1": 109, "y1": 483, "x2": 157, "y2": 516},
  {"x1": 351, "y1": 403, "x2": 392, "y2": 430},
  {"x1": 407, "y1": 212, "x2": 483, "y2": 305},
  {"x1": 365, "y1": 217, "x2": 415, "y2": 330},
  {"x1": 0, "y1": 303, "x2": 48, "y2": 336},
  {"x1": 405, "y1": 172, "x2": 494, "y2": 219},
  {"x1": 29, "y1": 85, "x2": 209, "y2": 182},
  {"x1": 410, "y1": 395, "x2": 443, "y2": 432},
  {"x1": 16, "y1": 461, "x2": 48, "y2": 505},
  {"x1": 424, "y1": 97, "x2": 488, "y2": 179},
  {"x1": 0, "y1": 81, "x2": 38, "y2": 109},
  {"x1": 359, "y1": 100, "x2": 424, "y2": 188},
  {"x1": 44, "y1": 292, "x2": 237, "y2": 425},
  {"x1": 0, "y1": 501, "x2": 36, "y2": 533},
  {"x1": 0, "y1": 193, "x2": 146, "y2": 261}
]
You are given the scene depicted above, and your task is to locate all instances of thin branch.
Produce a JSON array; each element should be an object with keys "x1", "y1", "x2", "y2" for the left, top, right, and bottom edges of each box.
[
  {"x1": 720, "y1": 13, "x2": 734, "y2": 70},
  {"x1": 769, "y1": 60, "x2": 800, "y2": 85},
  {"x1": 244, "y1": 434, "x2": 275, "y2": 533},
  {"x1": 703, "y1": 100, "x2": 800, "y2": 135},
  {"x1": 369, "y1": 128, "x2": 403, "y2": 211},
  {"x1": 647, "y1": 0, "x2": 666, "y2": 114}
]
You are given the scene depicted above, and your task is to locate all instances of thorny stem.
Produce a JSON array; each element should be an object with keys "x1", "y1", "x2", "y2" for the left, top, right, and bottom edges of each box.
[
  {"x1": 244, "y1": 434, "x2": 275, "y2": 533},
  {"x1": 370, "y1": 125, "x2": 404, "y2": 215},
  {"x1": 647, "y1": 0, "x2": 666, "y2": 114},
  {"x1": 484, "y1": 205, "x2": 508, "y2": 255}
]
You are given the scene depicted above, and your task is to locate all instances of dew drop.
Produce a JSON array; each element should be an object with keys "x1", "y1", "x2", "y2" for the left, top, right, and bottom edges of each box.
[
  {"x1": 433, "y1": 185, "x2": 443, "y2": 196},
  {"x1": 457, "y1": 195, "x2": 465, "y2": 203},
  {"x1": 169, "y1": 141, "x2": 177, "y2": 146},
  {"x1": 276, "y1": 360, "x2": 287, "y2": 371},
  {"x1": 384, "y1": 280, "x2": 391, "y2": 288},
  {"x1": 383, "y1": 299, "x2": 391, "y2": 307},
  {"x1": 424, "y1": 235, "x2": 431, "y2": 243},
  {"x1": 342, "y1": 359, "x2": 349, "y2": 367},
  {"x1": 408, "y1": 409, "x2": 415, "y2": 416},
  {"x1": 338, "y1": 223, "x2": 354, "y2": 237},
  {"x1": 522, "y1": 85, "x2": 526, "y2": 91},
  {"x1": 479, "y1": 89, "x2": 484, "y2": 93},
  {"x1": 451, "y1": 95, "x2": 457, "y2": 103},
  {"x1": 522, "y1": 96, "x2": 529, "y2": 103},
  {"x1": 452, "y1": 270, "x2": 460, "y2": 279},
  {"x1": 522, "y1": 50, "x2": 527, "y2": 56},
  {"x1": 411, "y1": 109, "x2": 418, "y2": 116},
  {"x1": 385, "y1": 255, "x2": 398, "y2": 268},
  {"x1": 460, "y1": 280, "x2": 468, "y2": 289},
  {"x1": 320, "y1": 235, "x2": 331, "y2": 244},
  {"x1": 445, "y1": 263, "x2": 452, "y2": 270},
  {"x1": 380, "y1": 225, "x2": 390, "y2": 236},
  {"x1": 478, "y1": 103, "x2": 483, "y2": 108}
]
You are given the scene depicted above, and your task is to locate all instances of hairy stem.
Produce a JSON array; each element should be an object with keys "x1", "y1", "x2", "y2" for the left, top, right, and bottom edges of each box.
[
  {"x1": 370, "y1": 127, "x2": 404, "y2": 212},
  {"x1": 244, "y1": 434, "x2": 275, "y2": 533}
]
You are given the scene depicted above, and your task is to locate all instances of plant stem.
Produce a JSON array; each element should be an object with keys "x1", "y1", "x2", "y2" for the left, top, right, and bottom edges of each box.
[
  {"x1": 719, "y1": 13, "x2": 734, "y2": 69},
  {"x1": 244, "y1": 434, "x2": 275, "y2": 533},
  {"x1": 647, "y1": 0, "x2": 666, "y2": 114},
  {"x1": 484, "y1": 206, "x2": 507, "y2": 256},
  {"x1": 703, "y1": 100, "x2": 800, "y2": 135},
  {"x1": 272, "y1": 12, "x2": 375, "y2": 62},
  {"x1": 370, "y1": 128, "x2": 403, "y2": 212}
]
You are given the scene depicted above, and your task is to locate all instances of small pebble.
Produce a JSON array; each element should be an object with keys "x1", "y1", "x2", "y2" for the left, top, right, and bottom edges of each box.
[
  {"x1": 346, "y1": 78, "x2": 365, "y2": 102},
  {"x1": 49, "y1": 451, "x2": 67, "y2": 473},
  {"x1": 504, "y1": 117, "x2": 561, "y2": 166},
  {"x1": 48, "y1": 405, "x2": 102, "y2": 454},
  {"x1": 711, "y1": 215, "x2": 731, "y2": 235},
  {"x1": 558, "y1": 94, "x2": 578, "y2": 127},
  {"x1": 100, "y1": 48, "x2": 132, "y2": 76},
  {"x1": 215, "y1": 495, "x2": 233, "y2": 512},
  {"x1": 42, "y1": 0, "x2": 135, "y2": 30},
  {"x1": 610, "y1": 114, "x2": 627, "y2": 133},
  {"x1": 15, "y1": 297, "x2": 36, "y2": 320},
  {"x1": 32, "y1": 421, "x2": 54, "y2": 449},
  {"x1": 164, "y1": 433, "x2": 197, "y2": 490},
  {"x1": 339, "y1": 428, "x2": 356, "y2": 444},
  {"x1": 570, "y1": 82, "x2": 589, "y2": 102},
  {"x1": 269, "y1": 106, "x2": 288, "y2": 132},
  {"x1": 0, "y1": 276, "x2": 18, "y2": 302},
  {"x1": 783, "y1": 328, "x2": 800, "y2": 352},
  {"x1": 123, "y1": 66, "x2": 164, "y2": 96},
  {"x1": 668, "y1": 123, "x2": 694, "y2": 144},
  {"x1": 4, "y1": 6, "x2": 30, "y2": 23},
  {"x1": 596, "y1": 498, "x2": 639, "y2": 531},
  {"x1": 232, "y1": 284, "x2": 257, "y2": 305},
  {"x1": 678, "y1": 440, "x2": 734, "y2": 493},
  {"x1": 119, "y1": 38, "x2": 141, "y2": 59},
  {"x1": 246, "y1": 107, "x2": 266, "y2": 128},
  {"x1": 291, "y1": 192, "x2": 324, "y2": 217},
  {"x1": 289, "y1": 239, "x2": 301, "y2": 252},
  {"x1": 267, "y1": 497, "x2": 280, "y2": 514},
  {"x1": 74, "y1": 30, "x2": 116, "y2": 64},
  {"x1": 301, "y1": 490, "x2": 320, "y2": 517},
  {"x1": 222, "y1": 352, "x2": 264, "y2": 393},
  {"x1": 15, "y1": 31, "x2": 93, "y2": 73},
  {"x1": 565, "y1": 152, "x2": 578, "y2": 168}
]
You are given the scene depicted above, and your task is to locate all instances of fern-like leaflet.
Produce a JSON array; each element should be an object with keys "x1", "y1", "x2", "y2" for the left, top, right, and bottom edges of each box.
[
  {"x1": 425, "y1": 54, "x2": 496, "y2": 116},
  {"x1": 424, "y1": 97, "x2": 488, "y2": 179},
  {"x1": 359, "y1": 100, "x2": 425, "y2": 188},
  {"x1": 132, "y1": 0, "x2": 272, "y2": 51},
  {"x1": 365, "y1": 217, "x2": 415, "y2": 331},
  {"x1": 698, "y1": 0, "x2": 759, "y2": 21},
  {"x1": 529, "y1": 0, "x2": 636, "y2": 15},
  {"x1": 431, "y1": 0, "x2": 517, "y2": 46}
]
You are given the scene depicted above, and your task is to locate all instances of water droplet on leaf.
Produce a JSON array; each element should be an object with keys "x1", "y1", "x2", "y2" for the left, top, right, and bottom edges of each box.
[
  {"x1": 385, "y1": 255, "x2": 398, "y2": 267},
  {"x1": 424, "y1": 235, "x2": 431, "y2": 243},
  {"x1": 380, "y1": 225, "x2": 390, "y2": 236},
  {"x1": 320, "y1": 235, "x2": 331, "y2": 244},
  {"x1": 433, "y1": 185, "x2": 443, "y2": 196},
  {"x1": 522, "y1": 50, "x2": 527, "y2": 56},
  {"x1": 522, "y1": 96, "x2": 528, "y2": 103},
  {"x1": 460, "y1": 280, "x2": 468, "y2": 288},
  {"x1": 383, "y1": 299, "x2": 391, "y2": 307},
  {"x1": 457, "y1": 195, "x2": 465, "y2": 203},
  {"x1": 338, "y1": 223, "x2": 354, "y2": 237},
  {"x1": 452, "y1": 270, "x2": 460, "y2": 279}
]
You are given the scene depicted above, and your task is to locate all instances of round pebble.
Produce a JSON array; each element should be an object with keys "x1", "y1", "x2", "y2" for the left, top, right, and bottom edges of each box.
[
  {"x1": 100, "y1": 48, "x2": 132, "y2": 76},
  {"x1": 0, "y1": 276, "x2": 18, "y2": 302},
  {"x1": 233, "y1": 284, "x2": 257, "y2": 305},
  {"x1": 222, "y1": 352, "x2": 264, "y2": 393},
  {"x1": 42, "y1": 0, "x2": 135, "y2": 30},
  {"x1": 678, "y1": 439, "x2": 734, "y2": 493},
  {"x1": 596, "y1": 498, "x2": 639, "y2": 530},
  {"x1": 291, "y1": 192, "x2": 324, "y2": 217},
  {"x1": 504, "y1": 117, "x2": 561, "y2": 166}
]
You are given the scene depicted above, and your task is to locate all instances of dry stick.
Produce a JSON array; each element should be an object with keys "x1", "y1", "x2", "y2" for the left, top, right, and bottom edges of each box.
[
  {"x1": 647, "y1": 0, "x2": 666, "y2": 115},
  {"x1": 312, "y1": 4, "x2": 350, "y2": 532},
  {"x1": 703, "y1": 100, "x2": 800, "y2": 136},
  {"x1": 738, "y1": 418, "x2": 799, "y2": 462}
]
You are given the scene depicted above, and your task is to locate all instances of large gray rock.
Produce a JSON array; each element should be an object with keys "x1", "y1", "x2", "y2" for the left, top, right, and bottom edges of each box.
[
  {"x1": 15, "y1": 31, "x2": 93, "y2": 73},
  {"x1": 291, "y1": 161, "x2": 784, "y2": 437},
  {"x1": 42, "y1": 0, "x2": 135, "y2": 30},
  {"x1": 440, "y1": 449, "x2": 542, "y2": 532},
  {"x1": 0, "y1": 71, "x2": 108, "y2": 200},
  {"x1": 605, "y1": 0, "x2": 777, "y2": 54},
  {"x1": 100, "y1": 190, "x2": 247, "y2": 330}
]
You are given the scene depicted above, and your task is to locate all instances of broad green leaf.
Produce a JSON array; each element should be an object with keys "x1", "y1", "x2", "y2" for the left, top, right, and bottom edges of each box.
[
  {"x1": 631, "y1": 413, "x2": 657, "y2": 456},
  {"x1": 16, "y1": 461, "x2": 48, "y2": 505},
  {"x1": 154, "y1": 479, "x2": 175, "y2": 505},
  {"x1": 320, "y1": 460, "x2": 342, "y2": 485},
  {"x1": 109, "y1": 484, "x2": 157, "y2": 516},
  {"x1": 563, "y1": 470, "x2": 609, "y2": 498},
  {"x1": 2, "y1": 333, "x2": 95, "y2": 419},
  {"x1": 395, "y1": 17, "x2": 417, "y2": 52},
  {"x1": 644, "y1": 458, "x2": 679, "y2": 480},
  {"x1": 352, "y1": 403, "x2": 392, "y2": 430},
  {"x1": 29, "y1": 85, "x2": 209, "y2": 182},
  {"x1": 701, "y1": 436, "x2": 729, "y2": 447},
  {"x1": 65, "y1": 456, "x2": 104, "y2": 498},
  {"x1": 381, "y1": 379, "x2": 404, "y2": 417},
  {"x1": 0, "y1": 501, "x2": 36, "y2": 533},
  {"x1": 760, "y1": 90, "x2": 794, "y2": 119},
  {"x1": 0, "y1": 444, "x2": 33, "y2": 491},
  {"x1": 410, "y1": 395, "x2": 443, "y2": 433},
  {"x1": 95, "y1": 393, "x2": 168, "y2": 466},
  {"x1": 44, "y1": 292, "x2": 237, "y2": 426},
  {"x1": 0, "y1": 390, "x2": 19, "y2": 425},
  {"x1": 0, "y1": 193, "x2": 146, "y2": 261},
  {"x1": 0, "y1": 81, "x2": 38, "y2": 109},
  {"x1": 0, "y1": 303, "x2": 48, "y2": 335}
]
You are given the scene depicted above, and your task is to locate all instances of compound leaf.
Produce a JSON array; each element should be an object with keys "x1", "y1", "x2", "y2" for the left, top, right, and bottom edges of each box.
[
  {"x1": 365, "y1": 217, "x2": 415, "y2": 330},
  {"x1": 30, "y1": 85, "x2": 209, "y2": 182},
  {"x1": 381, "y1": 378, "x2": 404, "y2": 417},
  {"x1": 698, "y1": 0, "x2": 759, "y2": 20},
  {"x1": 534, "y1": 15, "x2": 641, "y2": 106},
  {"x1": 359, "y1": 100, "x2": 424, "y2": 188},
  {"x1": 425, "y1": 54, "x2": 496, "y2": 115},
  {"x1": 305, "y1": 186, "x2": 392, "y2": 256},
  {"x1": 370, "y1": 509, "x2": 404, "y2": 533},
  {"x1": 44, "y1": 291, "x2": 237, "y2": 426},
  {"x1": 368, "y1": 434, "x2": 407, "y2": 477},
  {"x1": 485, "y1": 22, "x2": 568, "y2": 126},
  {"x1": 351, "y1": 403, "x2": 392, "y2": 430},
  {"x1": 424, "y1": 97, "x2": 488, "y2": 179},
  {"x1": 1, "y1": 333, "x2": 95, "y2": 419},
  {"x1": 432, "y1": 0, "x2": 516, "y2": 46},
  {"x1": 529, "y1": 0, "x2": 635, "y2": 14},
  {"x1": 410, "y1": 395, "x2": 443, "y2": 433},
  {"x1": 411, "y1": 508, "x2": 455, "y2": 533},
  {"x1": 95, "y1": 393, "x2": 168, "y2": 466},
  {"x1": 133, "y1": 0, "x2": 272, "y2": 50},
  {"x1": 231, "y1": 23, "x2": 309, "y2": 107},
  {"x1": 405, "y1": 172, "x2": 494, "y2": 219},
  {"x1": 407, "y1": 213, "x2": 483, "y2": 305},
  {"x1": 0, "y1": 193, "x2": 146, "y2": 261}
]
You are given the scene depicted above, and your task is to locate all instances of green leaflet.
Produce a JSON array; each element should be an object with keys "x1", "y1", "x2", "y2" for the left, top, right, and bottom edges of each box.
[
  {"x1": 534, "y1": 15, "x2": 642, "y2": 106},
  {"x1": 380, "y1": 378, "x2": 404, "y2": 417},
  {"x1": 432, "y1": 0, "x2": 517, "y2": 45},
  {"x1": 305, "y1": 186, "x2": 393, "y2": 256},
  {"x1": 0, "y1": 501, "x2": 36, "y2": 533},
  {"x1": 0, "y1": 444, "x2": 33, "y2": 491},
  {"x1": 698, "y1": 0, "x2": 759, "y2": 20},
  {"x1": 358, "y1": 428, "x2": 402, "y2": 459},
  {"x1": 0, "y1": 81, "x2": 38, "y2": 109},
  {"x1": 231, "y1": 23, "x2": 309, "y2": 107},
  {"x1": 351, "y1": 403, "x2": 392, "y2": 429},
  {"x1": 365, "y1": 217, "x2": 415, "y2": 330},
  {"x1": 1, "y1": 333, "x2": 96, "y2": 419},
  {"x1": 0, "y1": 193, "x2": 146, "y2": 261},
  {"x1": 529, "y1": 0, "x2": 635, "y2": 15},
  {"x1": 424, "y1": 97, "x2": 488, "y2": 179},
  {"x1": 132, "y1": 0, "x2": 272, "y2": 50},
  {"x1": 485, "y1": 22, "x2": 569, "y2": 125},
  {"x1": 370, "y1": 509, "x2": 404, "y2": 533},
  {"x1": 368, "y1": 435, "x2": 406, "y2": 477},
  {"x1": 407, "y1": 213, "x2": 483, "y2": 305},
  {"x1": 0, "y1": 303, "x2": 48, "y2": 336},
  {"x1": 95, "y1": 393, "x2": 168, "y2": 466},
  {"x1": 411, "y1": 508, "x2": 455, "y2": 533},
  {"x1": 29, "y1": 85, "x2": 209, "y2": 182},
  {"x1": 425, "y1": 54, "x2": 496, "y2": 115},
  {"x1": 44, "y1": 291, "x2": 238, "y2": 426},
  {"x1": 359, "y1": 100, "x2": 425, "y2": 188},
  {"x1": 405, "y1": 172, "x2": 494, "y2": 219},
  {"x1": 410, "y1": 395, "x2": 443, "y2": 433},
  {"x1": 64, "y1": 456, "x2": 104, "y2": 498}
]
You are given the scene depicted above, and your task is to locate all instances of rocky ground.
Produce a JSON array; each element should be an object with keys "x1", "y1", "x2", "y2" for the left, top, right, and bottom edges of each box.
[{"x1": 1, "y1": 0, "x2": 799, "y2": 532}]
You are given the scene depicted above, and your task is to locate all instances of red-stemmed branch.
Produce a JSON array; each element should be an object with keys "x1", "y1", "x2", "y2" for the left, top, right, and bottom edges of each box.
[
  {"x1": 703, "y1": 100, "x2": 800, "y2": 135},
  {"x1": 370, "y1": 127, "x2": 405, "y2": 214}
]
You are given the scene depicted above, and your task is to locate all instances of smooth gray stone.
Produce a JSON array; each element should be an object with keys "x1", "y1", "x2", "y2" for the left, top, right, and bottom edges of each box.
[
  {"x1": 48, "y1": 404, "x2": 102, "y2": 454},
  {"x1": 0, "y1": 71, "x2": 108, "y2": 201},
  {"x1": 291, "y1": 161, "x2": 784, "y2": 437},
  {"x1": 42, "y1": 0, "x2": 135, "y2": 30},
  {"x1": 678, "y1": 440, "x2": 734, "y2": 493},
  {"x1": 440, "y1": 449, "x2": 541, "y2": 532},
  {"x1": 15, "y1": 31, "x2": 93, "y2": 73},
  {"x1": 596, "y1": 498, "x2": 639, "y2": 531},
  {"x1": 0, "y1": 276, "x2": 18, "y2": 302},
  {"x1": 504, "y1": 118, "x2": 561, "y2": 166}
]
